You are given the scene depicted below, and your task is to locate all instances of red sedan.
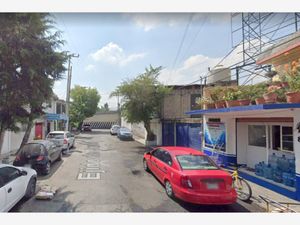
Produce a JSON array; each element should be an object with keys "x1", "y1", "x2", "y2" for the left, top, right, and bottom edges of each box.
[{"x1": 143, "y1": 146, "x2": 237, "y2": 205}]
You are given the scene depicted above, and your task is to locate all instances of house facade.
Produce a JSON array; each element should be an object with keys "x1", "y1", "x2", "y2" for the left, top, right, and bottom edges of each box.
[{"x1": 0, "y1": 97, "x2": 68, "y2": 160}]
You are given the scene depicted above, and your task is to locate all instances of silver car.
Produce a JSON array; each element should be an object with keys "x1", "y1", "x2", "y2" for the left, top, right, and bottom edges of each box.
[
  {"x1": 117, "y1": 127, "x2": 133, "y2": 140},
  {"x1": 46, "y1": 131, "x2": 75, "y2": 153}
]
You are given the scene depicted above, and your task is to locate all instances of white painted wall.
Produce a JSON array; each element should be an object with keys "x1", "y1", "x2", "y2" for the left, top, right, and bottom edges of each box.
[{"x1": 237, "y1": 123, "x2": 247, "y2": 164}]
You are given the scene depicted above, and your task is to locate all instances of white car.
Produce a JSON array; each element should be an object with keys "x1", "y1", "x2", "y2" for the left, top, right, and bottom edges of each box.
[
  {"x1": 0, "y1": 164, "x2": 37, "y2": 212},
  {"x1": 46, "y1": 131, "x2": 75, "y2": 153},
  {"x1": 110, "y1": 125, "x2": 120, "y2": 135}
]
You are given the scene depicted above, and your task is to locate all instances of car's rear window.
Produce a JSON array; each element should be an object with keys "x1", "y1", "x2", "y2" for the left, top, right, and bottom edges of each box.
[
  {"x1": 176, "y1": 155, "x2": 219, "y2": 170},
  {"x1": 47, "y1": 133, "x2": 64, "y2": 139},
  {"x1": 19, "y1": 143, "x2": 44, "y2": 155}
]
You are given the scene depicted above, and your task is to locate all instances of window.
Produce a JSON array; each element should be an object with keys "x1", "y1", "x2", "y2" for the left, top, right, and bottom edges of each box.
[
  {"x1": 161, "y1": 151, "x2": 173, "y2": 165},
  {"x1": 190, "y1": 94, "x2": 202, "y2": 110},
  {"x1": 152, "y1": 149, "x2": 163, "y2": 160},
  {"x1": 0, "y1": 167, "x2": 20, "y2": 187},
  {"x1": 271, "y1": 125, "x2": 293, "y2": 152},
  {"x1": 176, "y1": 155, "x2": 218, "y2": 170},
  {"x1": 282, "y1": 126, "x2": 293, "y2": 152},
  {"x1": 248, "y1": 125, "x2": 266, "y2": 147}
]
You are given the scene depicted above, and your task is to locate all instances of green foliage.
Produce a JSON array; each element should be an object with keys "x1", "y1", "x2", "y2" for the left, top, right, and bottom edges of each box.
[
  {"x1": 248, "y1": 83, "x2": 268, "y2": 100},
  {"x1": 69, "y1": 85, "x2": 101, "y2": 128},
  {"x1": 0, "y1": 13, "x2": 67, "y2": 150},
  {"x1": 209, "y1": 86, "x2": 225, "y2": 101},
  {"x1": 286, "y1": 69, "x2": 300, "y2": 92},
  {"x1": 196, "y1": 97, "x2": 214, "y2": 106},
  {"x1": 223, "y1": 87, "x2": 241, "y2": 101},
  {"x1": 111, "y1": 65, "x2": 171, "y2": 141}
]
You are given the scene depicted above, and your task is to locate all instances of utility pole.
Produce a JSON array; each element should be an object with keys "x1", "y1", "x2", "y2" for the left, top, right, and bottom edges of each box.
[{"x1": 65, "y1": 53, "x2": 79, "y2": 131}]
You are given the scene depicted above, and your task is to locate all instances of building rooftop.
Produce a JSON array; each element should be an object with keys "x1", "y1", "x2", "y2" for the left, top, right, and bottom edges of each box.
[{"x1": 186, "y1": 103, "x2": 300, "y2": 116}]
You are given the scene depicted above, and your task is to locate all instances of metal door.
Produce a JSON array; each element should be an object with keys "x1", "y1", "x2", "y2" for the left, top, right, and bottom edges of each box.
[{"x1": 162, "y1": 122, "x2": 175, "y2": 146}]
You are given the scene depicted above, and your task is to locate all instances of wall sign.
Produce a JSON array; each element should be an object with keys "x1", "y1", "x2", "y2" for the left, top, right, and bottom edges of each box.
[{"x1": 204, "y1": 122, "x2": 226, "y2": 152}]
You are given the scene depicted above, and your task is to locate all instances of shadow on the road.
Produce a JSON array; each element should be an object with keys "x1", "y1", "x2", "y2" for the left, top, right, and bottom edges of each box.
[
  {"x1": 76, "y1": 136, "x2": 93, "y2": 140},
  {"x1": 11, "y1": 186, "x2": 83, "y2": 212},
  {"x1": 37, "y1": 160, "x2": 63, "y2": 181},
  {"x1": 147, "y1": 172, "x2": 251, "y2": 212}
]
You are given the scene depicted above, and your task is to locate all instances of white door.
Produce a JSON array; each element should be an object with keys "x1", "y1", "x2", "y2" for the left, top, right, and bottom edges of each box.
[
  {"x1": 247, "y1": 124, "x2": 267, "y2": 168},
  {"x1": 0, "y1": 167, "x2": 26, "y2": 211}
]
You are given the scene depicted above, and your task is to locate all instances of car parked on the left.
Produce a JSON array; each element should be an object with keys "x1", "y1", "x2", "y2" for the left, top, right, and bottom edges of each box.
[
  {"x1": 0, "y1": 164, "x2": 37, "y2": 212},
  {"x1": 13, "y1": 140, "x2": 63, "y2": 175}
]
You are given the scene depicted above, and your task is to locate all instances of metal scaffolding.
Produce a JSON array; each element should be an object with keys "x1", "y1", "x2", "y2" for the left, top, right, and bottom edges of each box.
[{"x1": 230, "y1": 13, "x2": 300, "y2": 85}]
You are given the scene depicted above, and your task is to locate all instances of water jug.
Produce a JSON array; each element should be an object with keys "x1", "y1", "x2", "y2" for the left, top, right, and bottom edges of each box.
[
  {"x1": 269, "y1": 153, "x2": 277, "y2": 169},
  {"x1": 263, "y1": 165, "x2": 273, "y2": 180}
]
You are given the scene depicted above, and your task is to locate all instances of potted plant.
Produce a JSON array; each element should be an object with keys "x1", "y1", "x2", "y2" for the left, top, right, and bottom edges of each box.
[
  {"x1": 196, "y1": 97, "x2": 215, "y2": 109},
  {"x1": 210, "y1": 86, "x2": 226, "y2": 108},
  {"x1": 263, "y1": 85, "x2": 282, "y2": 104},
  {"x1": 248, "y1": 83, "x2": 268, "y2": 105},
  {"x1": 285, "y1": 68, "x2": 300, "y2": 103},
  {"x1": 223, "y1": 87, "x2": 241, "y2": 107},
  {"x1": 237, "y1": 85, "x2": 251, "y2": 106}
]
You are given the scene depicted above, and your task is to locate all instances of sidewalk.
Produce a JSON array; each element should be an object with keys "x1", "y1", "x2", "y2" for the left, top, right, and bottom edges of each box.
[{"x1": 247, "y1": 180, "x2": 300, "y2": 212}]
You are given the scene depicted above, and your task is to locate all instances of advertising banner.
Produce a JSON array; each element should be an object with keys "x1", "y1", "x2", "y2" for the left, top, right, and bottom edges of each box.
[{"x1": 204, "y1": 122, "x2": 226, "y2": 152}]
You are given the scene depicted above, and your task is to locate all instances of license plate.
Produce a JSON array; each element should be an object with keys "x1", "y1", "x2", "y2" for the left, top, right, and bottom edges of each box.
[
  {"x1": 24, "y1": 164, "x2": 31, "y2": 168},
  {"x1": 206, "y1": 182, "x2": 219, "y2": 190}
]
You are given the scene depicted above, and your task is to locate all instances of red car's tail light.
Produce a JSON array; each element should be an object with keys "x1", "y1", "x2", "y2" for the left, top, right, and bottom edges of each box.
[
  {"x1": 181, "y1": 176, "x2": 193, "y2": 188},
  {"x1": 63, "y1": 139, "x2": 68, "y2": 144},
  {"x1": 36, "y1": 155, "x2": 44, "y2": 161}
]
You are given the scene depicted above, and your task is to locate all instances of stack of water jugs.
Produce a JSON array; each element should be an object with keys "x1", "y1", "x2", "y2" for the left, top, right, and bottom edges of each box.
[{"x1": 255, "y1": 153, "x2": 296, "y2": 188}]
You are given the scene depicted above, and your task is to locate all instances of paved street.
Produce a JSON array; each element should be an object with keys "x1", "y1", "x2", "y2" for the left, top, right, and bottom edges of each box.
[{"x1": 11, "y1": 130, "x2": 263, "y2": 212}]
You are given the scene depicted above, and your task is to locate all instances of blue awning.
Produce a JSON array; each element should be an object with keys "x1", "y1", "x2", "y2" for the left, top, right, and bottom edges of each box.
[
  {"x1": 46, "y1": 113, "x2": 68, "y2": 121},
  {"x1": 185, "y1": 103, "x2": 300, "y2": 115}
]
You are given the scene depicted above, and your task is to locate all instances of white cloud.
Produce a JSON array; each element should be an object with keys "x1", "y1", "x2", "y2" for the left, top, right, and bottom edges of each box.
[
  {"x1": 127, "y1": 13, "x2": 231, "y2": 32},
  {"x1": 53, "y1": 81, "x2": 66, "y2": 100},
  {"x1": 90, "y1": 42, "x2": 146, "y2": 66},
  {"x1": 159, "y1": 44, "x2": 247, "y2": 85},
  {"x1": 84, "y1": 64, "x2": 96, "y2": 71},
  {"x1": 98, "y1": 91, "x2": 118, "y2": 111}
]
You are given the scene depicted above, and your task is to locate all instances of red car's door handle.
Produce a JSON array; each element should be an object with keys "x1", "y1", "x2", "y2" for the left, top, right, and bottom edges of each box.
[{"x1": 7, "y1": 187, "x2": 12, "y2": 193}]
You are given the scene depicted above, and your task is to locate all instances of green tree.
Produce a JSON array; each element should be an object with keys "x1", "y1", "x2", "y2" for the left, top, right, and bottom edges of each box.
[
  {"x1": 69, "y1": 85, "x2": 101, "y2": 129},
  {"x1": 111, "y1": 65, "x2": 171, "y2": 141},
  {"x1": 97, "y1": 102, "x2": 110, "y2": 113},
  {"x1": 0, "y1": 13, "x2": 67, "y2": 153}
]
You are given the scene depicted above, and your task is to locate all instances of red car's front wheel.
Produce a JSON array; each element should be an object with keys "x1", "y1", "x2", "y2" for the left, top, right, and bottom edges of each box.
[{"x1": 143, "y1": 159, "x2": 150, "y2": 172}]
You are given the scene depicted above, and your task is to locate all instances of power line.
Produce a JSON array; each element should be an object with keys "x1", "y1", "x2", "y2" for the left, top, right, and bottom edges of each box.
[{"x1": 167, "y1": 14, "x2": 194, "y2": 82}]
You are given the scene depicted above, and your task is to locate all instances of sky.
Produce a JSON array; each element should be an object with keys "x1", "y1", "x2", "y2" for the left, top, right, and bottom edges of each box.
[{"x1": 51, "y1": 13, "x2": 239, "y2": 110}]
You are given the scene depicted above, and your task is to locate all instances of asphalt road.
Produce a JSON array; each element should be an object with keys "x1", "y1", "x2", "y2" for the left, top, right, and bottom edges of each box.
[{"x1": 11, "y1": 130, "x2": 263, "y2": 212}]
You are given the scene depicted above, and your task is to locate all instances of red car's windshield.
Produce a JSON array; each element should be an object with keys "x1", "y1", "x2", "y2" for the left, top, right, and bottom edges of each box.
[{"x1": 176, "y1": 155, "x2": 219, "y2": 170}]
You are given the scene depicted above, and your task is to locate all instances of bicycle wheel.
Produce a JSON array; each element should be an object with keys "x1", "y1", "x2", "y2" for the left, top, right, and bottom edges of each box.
[{"x1": 233, "y1": 177, "x2": 252, "y2": 202}]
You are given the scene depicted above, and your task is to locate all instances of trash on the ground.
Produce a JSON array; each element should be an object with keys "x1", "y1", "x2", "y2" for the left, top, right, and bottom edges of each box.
[{"x1": 35, "y1": 185, "x2": 57, "y2": 200}]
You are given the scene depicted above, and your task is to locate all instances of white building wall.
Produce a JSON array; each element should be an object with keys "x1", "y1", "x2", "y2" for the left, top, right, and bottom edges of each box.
[{"x1": 237, "y1": 123, "x2": 247, "y2": 164}]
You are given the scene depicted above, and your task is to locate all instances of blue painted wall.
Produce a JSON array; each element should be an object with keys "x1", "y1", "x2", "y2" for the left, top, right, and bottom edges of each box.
[
  {"x1": 162, "y1": 122, "x2": 175, "y2": 146},
  {"x1": 176, "y1": 123, "x2": 202, "y2": 150}
]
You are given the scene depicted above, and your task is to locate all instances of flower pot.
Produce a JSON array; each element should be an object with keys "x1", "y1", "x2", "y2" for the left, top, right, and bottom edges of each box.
[
  {"x1": 225, "y1": 100, "x2": 240, "y2": 108},
  {"x1": 263, "y1": 92, "x2": 278, "y2": 104},
  {"x1": 238, "y1": 99, "x2": 251, "y2": 106},
  {"x1": 204, "y1": 103, "x2": 215, "y2": 109},
  {"x1": 281, "y1": 82, "x2": 289, "y2": 88},
  {"x1": 215, "y1": 100, "x2": 226, "y2": 109},
  {"x1": 286, "y1": 91, "x2": 300, "y2": 103},
  {"x1": 255, "y1": 97, "x2": 265, "y2": 105}
]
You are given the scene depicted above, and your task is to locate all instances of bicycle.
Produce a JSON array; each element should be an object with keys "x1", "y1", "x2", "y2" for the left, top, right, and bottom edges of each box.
[
  {"x1": 209, "y1": 143, "x2": 252, "y2": 202},
  {"x1": 229, "y1": 165, "x2": 252, "y2": 202}
]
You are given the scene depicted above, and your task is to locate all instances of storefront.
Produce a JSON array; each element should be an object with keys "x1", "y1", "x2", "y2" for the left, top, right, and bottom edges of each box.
[{"x1": 186, "y1": 103, "x2": 300, "y2": 201}]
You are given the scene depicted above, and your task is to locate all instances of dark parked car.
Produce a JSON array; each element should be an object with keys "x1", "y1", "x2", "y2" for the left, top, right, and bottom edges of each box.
[
  {"x1": 82, "y1": 124, "x2": 92, "y2": 132},
  {"x1": 117, "y1": 127, "x2": 133, "y2": 140},
  {"x1": 13, "y1": 140, "x2": 62, "y2": 175}
]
